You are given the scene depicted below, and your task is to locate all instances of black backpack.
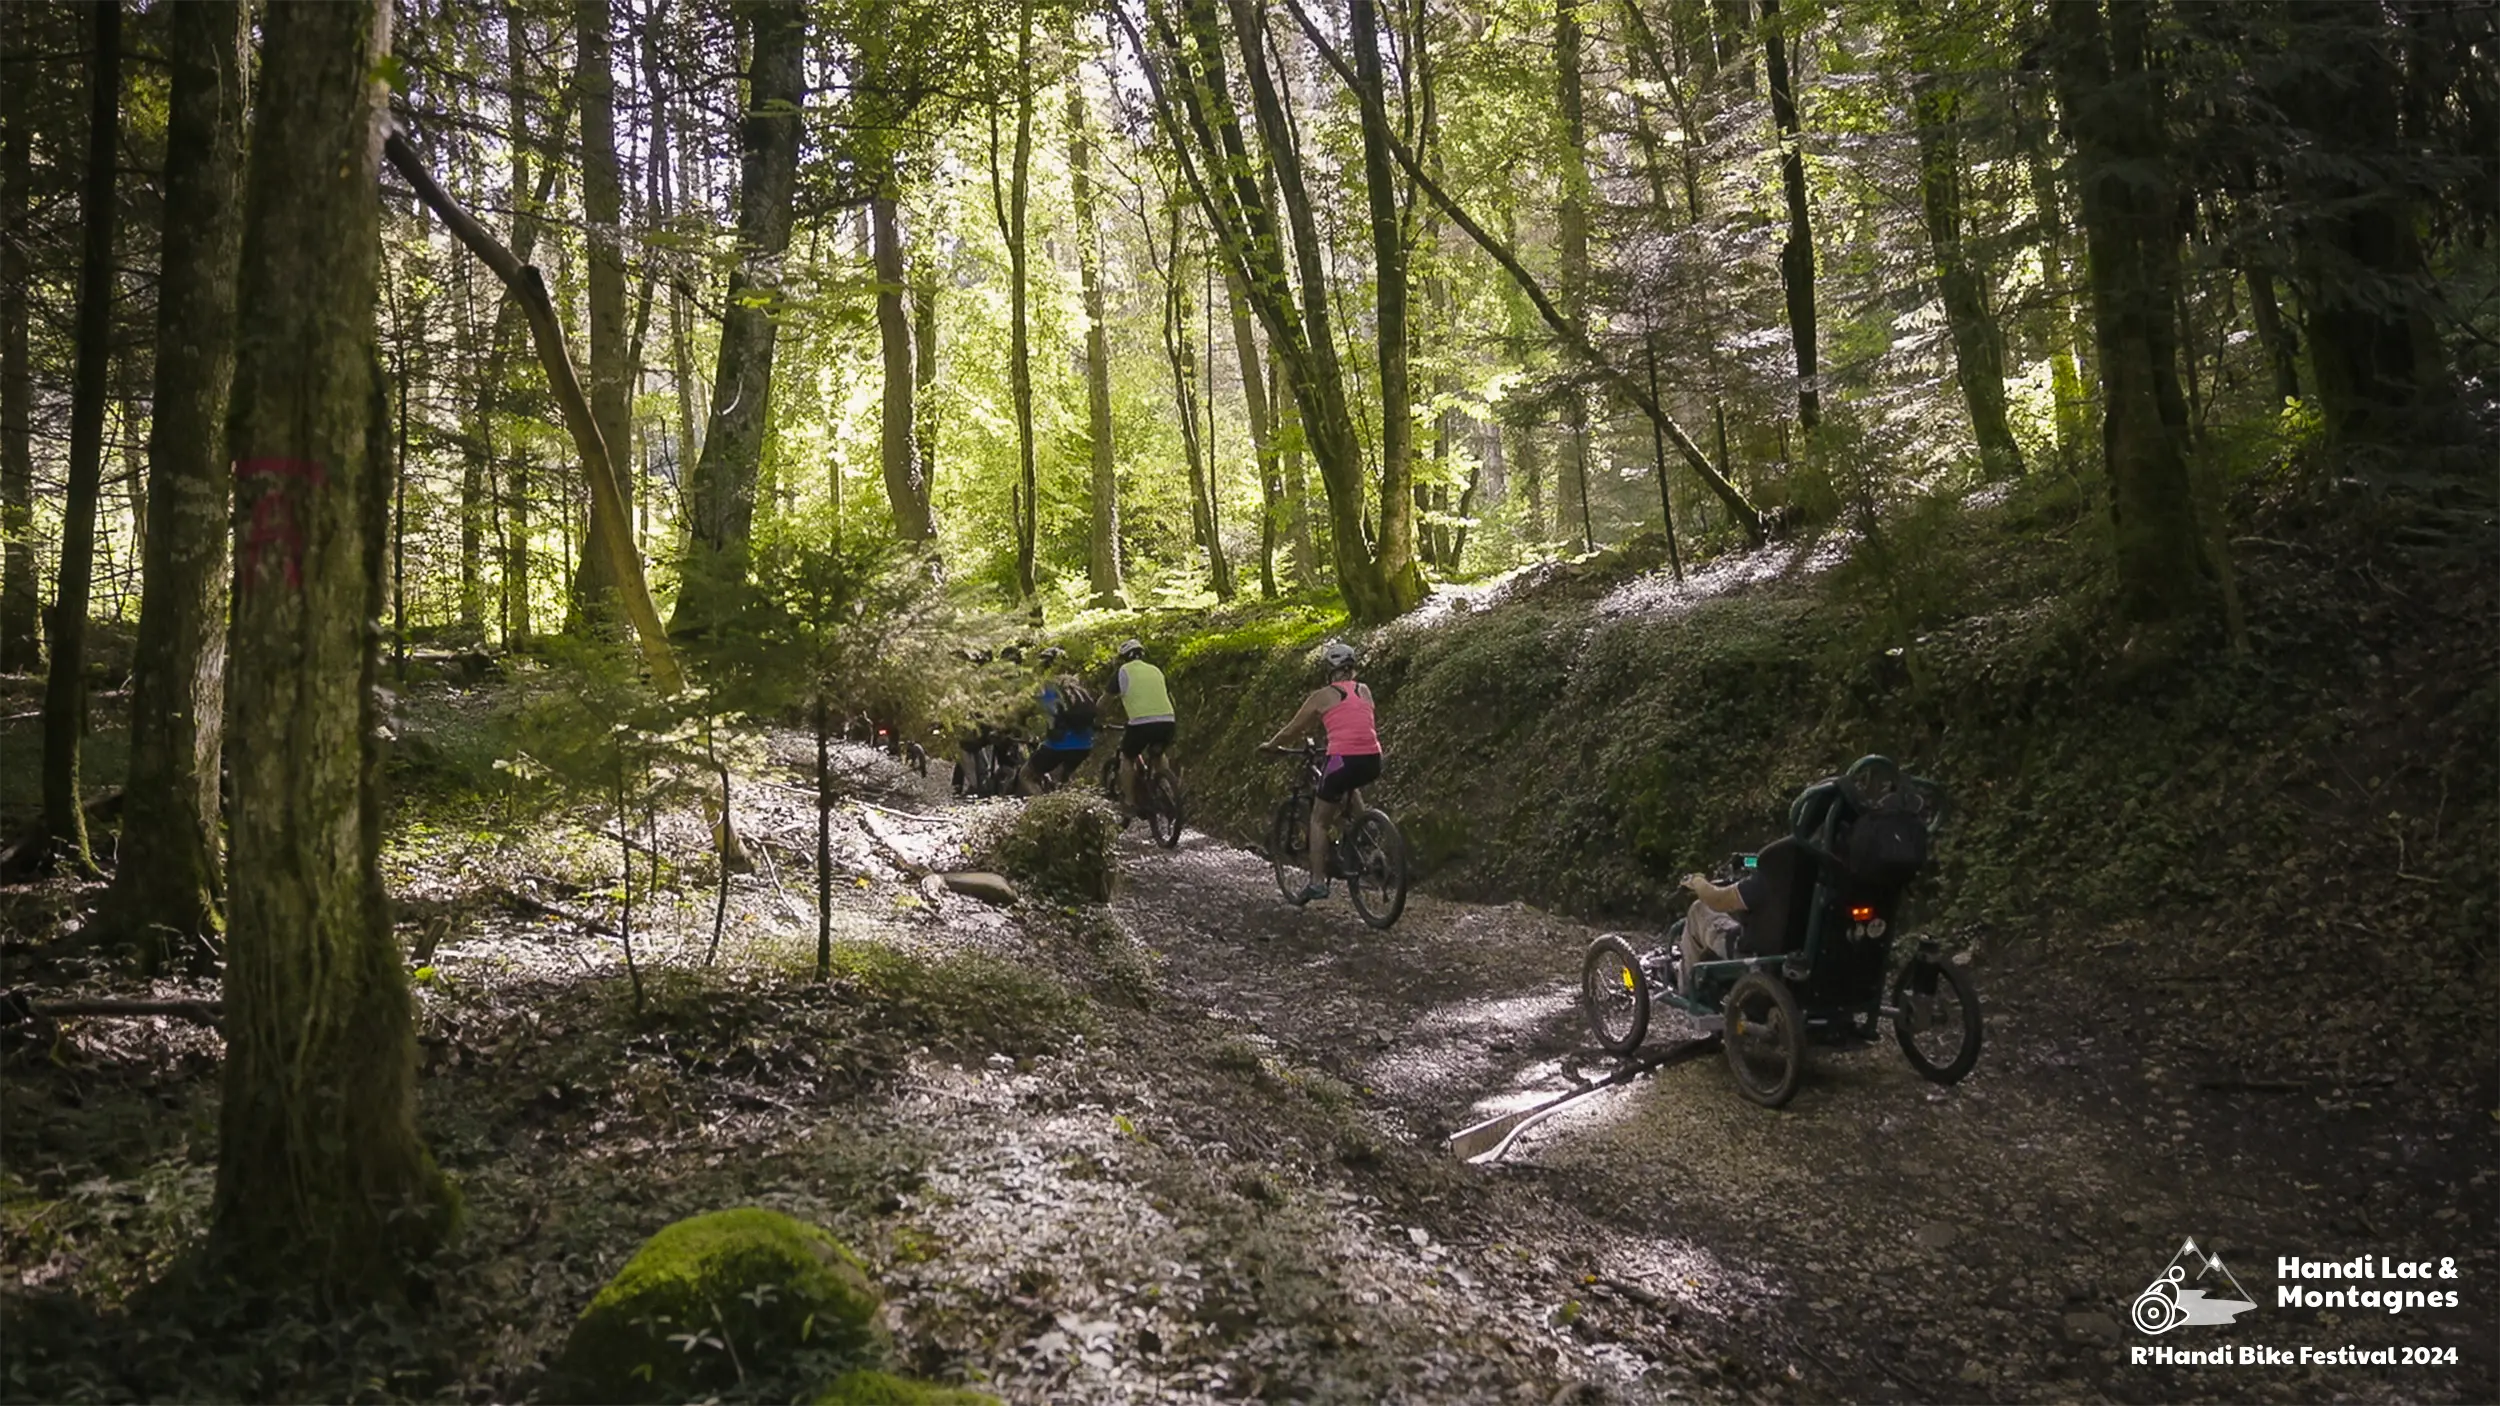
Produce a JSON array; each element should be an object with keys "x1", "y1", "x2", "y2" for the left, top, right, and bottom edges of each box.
[
  {"x1": 1842, "y1": 801, "x2": 1929, "y2": 885},
  {"x1": 1054, "y1": 684, "x2": 1098, "y2": 733}
]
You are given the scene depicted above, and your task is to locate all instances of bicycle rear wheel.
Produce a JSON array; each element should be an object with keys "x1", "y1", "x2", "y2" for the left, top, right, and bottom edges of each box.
[
  {"x1": 1344, "y1": 810, "x2": 1409, "y2": 930},
  {"x1": 1148, "y1": 768, "x2": 1184, "y2": 849},
  {"x1": 1269, "y1": 796, "x2": 1312, "y2": 901}
]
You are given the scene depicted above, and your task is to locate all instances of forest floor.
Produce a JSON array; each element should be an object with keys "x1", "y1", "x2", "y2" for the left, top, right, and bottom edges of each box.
[{"x1": 3, "y1": 704, "x2": 2492, "y2": 1403}]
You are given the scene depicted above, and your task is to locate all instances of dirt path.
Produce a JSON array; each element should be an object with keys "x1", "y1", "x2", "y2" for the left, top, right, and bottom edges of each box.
[{"x1": 1104, "y1": 819, "x2": 2499, "y2": 1405}]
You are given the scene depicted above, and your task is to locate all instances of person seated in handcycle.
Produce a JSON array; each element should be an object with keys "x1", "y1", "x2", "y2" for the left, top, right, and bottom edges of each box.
[
  {"x1": 1675, "y1": 756, "x2": 1926, "y2": 994},
  {"x1": 1678, "y1": 843, "x2": 1805, "y2": 995}
]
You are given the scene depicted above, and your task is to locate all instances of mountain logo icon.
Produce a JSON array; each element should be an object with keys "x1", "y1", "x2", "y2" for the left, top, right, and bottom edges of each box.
[{"x1": 2133, "y1": 1237, "x2": 2259, "y2": 1335}]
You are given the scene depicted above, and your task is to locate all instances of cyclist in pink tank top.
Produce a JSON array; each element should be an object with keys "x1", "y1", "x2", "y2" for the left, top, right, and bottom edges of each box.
[{"x1": 1261, "y1": 639, "x2": 1384, "y2": 904}]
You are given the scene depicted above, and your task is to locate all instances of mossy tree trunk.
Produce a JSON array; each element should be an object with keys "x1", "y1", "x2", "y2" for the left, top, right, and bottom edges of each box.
[
  {"x1": 671, "y1": 0, "x2": 803, "y2": 635},
  {"x1": 214, "y1": 0, "x2": 454, "y2": 1291},
  {"x1": 872, "y1": 185, "x2": 935, "y2": 544},
  {"x1": 568, "y1": 0, "x2": 633, "y2": 626},
  {"x1": 2049, "y1": 0, "x2": 2213, "y2": 622},
  {"x1": 1068, "y1": 66, "x2": 1128, "y2": 609},
  {"x1": 101, "y1": 0, "x2": 248, "y2": 964},
  {"x1": 1897, "y1": 0, "x2": 2021, "y2": 481},
  {"x1": 38, "y1": 0, "x2": 121, "y2": 876},
  {"x1": 1760, "y1": 0, "x2": 1820, "y2": 432},
  {"x1": 1222, "y1": 263, "x2": 1278, "y2": 598},
  {"x1": 1553, "y1": 0, "x2": 1596, "y2": 552},
  {"x1": 0, "y1": 4, "x2": 38, "y2": 673}
]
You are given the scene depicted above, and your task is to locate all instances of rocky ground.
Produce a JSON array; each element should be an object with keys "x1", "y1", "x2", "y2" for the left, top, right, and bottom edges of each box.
[{"x1": 3, "y1": 732, "x2": 2493, "y2": 1403}]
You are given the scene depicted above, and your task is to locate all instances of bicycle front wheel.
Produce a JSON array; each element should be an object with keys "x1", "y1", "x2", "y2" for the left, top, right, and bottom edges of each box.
[
  {"x1": 1344, "y1": 810, "x2": 1409, "y2": 930},
  {"x1": 1270, "y1": 795, "x2": 1312, "y2": 901}
]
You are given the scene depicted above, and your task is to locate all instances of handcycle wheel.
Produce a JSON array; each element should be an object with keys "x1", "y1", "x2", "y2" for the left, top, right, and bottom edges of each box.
[
  {"x1": 1269, "y1": 796, "x2": 1312, "y2": 902},
  {"x1": 1581, "y1": 934, "x2": 1650, "y2": 1055},
  {"x1": 1724, "y1": 970, "x2": 1805, "y2": 1108},
  {"x1": 1891, "y1": 953, "x2": 1982, "y2": 1084},
  {"x1": 1343, "y1": 810, "x2": 1408, "y2": 929},
  {"x1": 1148, "y1": 768, "x2": 1184, "y2": 849}
]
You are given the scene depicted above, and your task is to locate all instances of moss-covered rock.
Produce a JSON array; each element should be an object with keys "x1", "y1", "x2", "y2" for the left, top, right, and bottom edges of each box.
[
  {"x1": 552, "y1": 1207, "x2": 885, "y2": 1404},
  {"x1": 815, "y1": 1368, "x2": 1001, "y2": 1404},
  {"x1": 973, "y1": 791, "x2": 1121, "y2": 904}
]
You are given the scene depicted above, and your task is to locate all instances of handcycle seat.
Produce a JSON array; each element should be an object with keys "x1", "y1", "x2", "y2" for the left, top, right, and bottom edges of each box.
[{"x1": 1737, "y1": 837, "x2": 1818, "y2": 957}]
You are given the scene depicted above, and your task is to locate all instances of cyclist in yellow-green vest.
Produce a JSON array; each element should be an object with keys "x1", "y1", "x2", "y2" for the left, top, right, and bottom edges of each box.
[{"x1": 1109, "y1": 638, "x2": 1176, "y2": 822}]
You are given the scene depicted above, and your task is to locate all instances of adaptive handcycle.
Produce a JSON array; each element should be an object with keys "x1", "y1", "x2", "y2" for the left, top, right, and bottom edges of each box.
[{"x1": 1579, "y1": 756, "x2": 1981, "y2": 1108}]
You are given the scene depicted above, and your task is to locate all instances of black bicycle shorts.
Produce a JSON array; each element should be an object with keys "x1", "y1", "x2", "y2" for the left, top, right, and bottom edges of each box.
[
  {"x1": 1316, "y1": 752, "x2": 1382, "y2": 803},
  {"x1": 1120, "y1": 720, "x2": 1177, "y2": 757}
]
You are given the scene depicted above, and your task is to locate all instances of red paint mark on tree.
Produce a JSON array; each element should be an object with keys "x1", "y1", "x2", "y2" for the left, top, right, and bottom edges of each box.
[{"x1": 235, "y1": 457, "x2": 328, "y2": 594}]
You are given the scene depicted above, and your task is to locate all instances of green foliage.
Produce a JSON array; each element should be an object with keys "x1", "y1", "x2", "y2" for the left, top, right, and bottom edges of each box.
[
  {"x1": 971, "y1": 792, "x2": 1122, "y2": 905},
  {"x1": 811, "y1": 942, "x2": 1092, "y2": 1058},
  {"x1": 551, "y1": 1207, "x2": 885, "y2": 1404}
]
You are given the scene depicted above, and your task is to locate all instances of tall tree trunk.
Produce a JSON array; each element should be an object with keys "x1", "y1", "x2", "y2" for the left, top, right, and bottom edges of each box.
[
  {"x1": 0, "y1": 4, "x2": 38, "y2": 672},
  {"x1": 1898, "y1": 2, "x2": 2021, "y2": 479},
  {"x1": 871, "y1": 187, "x2": 934, "y2": 543},
  {"x1": 1067, "y1": 70, "x2": 1126, "y2": 608},
  {"x1": 40, "y1": 0, "x2": 121, "y2": 874},
  {"x1": 1161, "y1": 220, "x2": 1232, "y2": 600},
  {"x1": 2022, "y1": 111, "x2": 2090, "y2": 472},
  {"x1": 670, "y1": 0, "x2": 803, "y2": 634},
  {"x1": 2241, "y1": 261, "x2": 2301, "y2": 406},
  {"x1": 2049, "y1": 0, "x2": 2212, "y2": 622},
  {"x1": 990, "y1": 2, "x2": 1037, "y2": 603},
  {"x1": 1277, "y1": 343, "x2": 1317, "y2": 584},
  {"x1": 1139, "y1": 0, "x2": 1399, "y2": 619},
  {"x1": 101, "y1": 0, "x2": 247, "y2": 963},
  {"x1": 1223, "y1": 264, "x2": 1279, "y2": 598},
  {"x1": 214, "y1": 0, "x2": 453, "y2": 1291},
  {"x1": 911, "y1": 259, "x2": 939, "y2": 534},
  {"x1": 1760, "y1": 0, "x2": 1820, "y2": 431},
  {"x1": 1351, "y1": 0, "x2": 1421, "y2": 593},
  {"x1": 2277, "y1": 0, "x2": 2450, "y2": 446},
  {"x1": 1554, "y1": 0, "x2": 1596, "y2": 551},
  {"x1": 569, "y1": 0, "x2": 632, "y2": 626},
  {"x1": 507, "y1": 453, "x2": 533, "y2": 642}
]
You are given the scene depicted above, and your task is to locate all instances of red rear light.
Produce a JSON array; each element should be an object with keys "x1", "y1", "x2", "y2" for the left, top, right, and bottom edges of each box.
[{"x1": 1848, "y1": 904, "x2": 1876, "y2": 923}]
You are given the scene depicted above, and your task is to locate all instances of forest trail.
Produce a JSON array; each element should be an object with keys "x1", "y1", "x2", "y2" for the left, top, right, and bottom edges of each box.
[{"x1": 1089, "y1": 805, "x2": 2496, "y2": 1405}]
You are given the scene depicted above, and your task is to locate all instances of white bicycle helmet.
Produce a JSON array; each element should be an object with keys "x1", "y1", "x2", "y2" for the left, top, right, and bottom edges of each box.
[
  {"x1": 1117, "y1": 638, "x2": 1146, "y2": 660},
  {"x1": 1320, "y1": 639, "x2": 1358, "y2": 670}
]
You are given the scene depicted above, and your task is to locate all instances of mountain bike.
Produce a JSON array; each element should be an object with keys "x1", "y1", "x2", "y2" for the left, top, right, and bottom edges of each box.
[
  {"x1": 1096, "y1": 723, "x2": 1186, "y2": 849},
  {"x1": 1263, "y1": 739, "x2": 1407, "y2": 929}
]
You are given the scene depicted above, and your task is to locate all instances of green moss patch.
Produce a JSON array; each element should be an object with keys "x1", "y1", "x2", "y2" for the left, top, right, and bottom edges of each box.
[
  {"x1": 972, "y1": 792, "x2": 1122, "y2": 905},
  {"x1": 552, "y1": 1207, "x2": 885, "y2": 1404}
]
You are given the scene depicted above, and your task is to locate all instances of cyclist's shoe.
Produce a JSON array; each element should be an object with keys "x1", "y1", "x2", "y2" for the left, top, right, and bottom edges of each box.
[{"x1": 1292, "y1": 880, "x2": 1331, "y2": 906}]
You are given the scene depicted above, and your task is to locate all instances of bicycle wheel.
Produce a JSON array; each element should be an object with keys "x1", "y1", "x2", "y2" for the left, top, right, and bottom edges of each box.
[
  {"x1": 1891, "y1": 954, "x2": 1982, "y2": 1084},
  {"x1": 1148, "y1": 769, "x2": 1184, "y2": 849},
  {"x1": 1724, "y1": 970, "x2": 1805, "y2": 1108},
  {"x1": 1581, "y1": 934, "x2": 1650, "y2": 1055},
  {"x1": 1269, "y1": 796, "x2": 1312, "y2": 901},
  {"x1": 1344, "y1": 810, "x2": 1409, "y2": 930}
]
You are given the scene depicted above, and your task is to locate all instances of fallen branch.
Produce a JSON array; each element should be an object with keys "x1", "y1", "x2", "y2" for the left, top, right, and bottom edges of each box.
[
  {"x1": 854, "y1": 808, "x2": 933, "y2": 880},
  {"x1": 383, "y1": 128, "x2": 682, "y2": 696},
  {"x1": 854, "y1": 799, "x2": 952, "y2": 825},
  {"x1": 0, "y1": 992, "x2": 222, "y2": 1029},
  {"x1": 497, "y1": 886, "x2": 621, "y2": 939}
]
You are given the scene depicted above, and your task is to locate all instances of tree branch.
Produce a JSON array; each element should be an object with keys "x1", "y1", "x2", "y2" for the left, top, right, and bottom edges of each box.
[{"x1": 382, "y1": 127, "x2": 687, "y2": 693}]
